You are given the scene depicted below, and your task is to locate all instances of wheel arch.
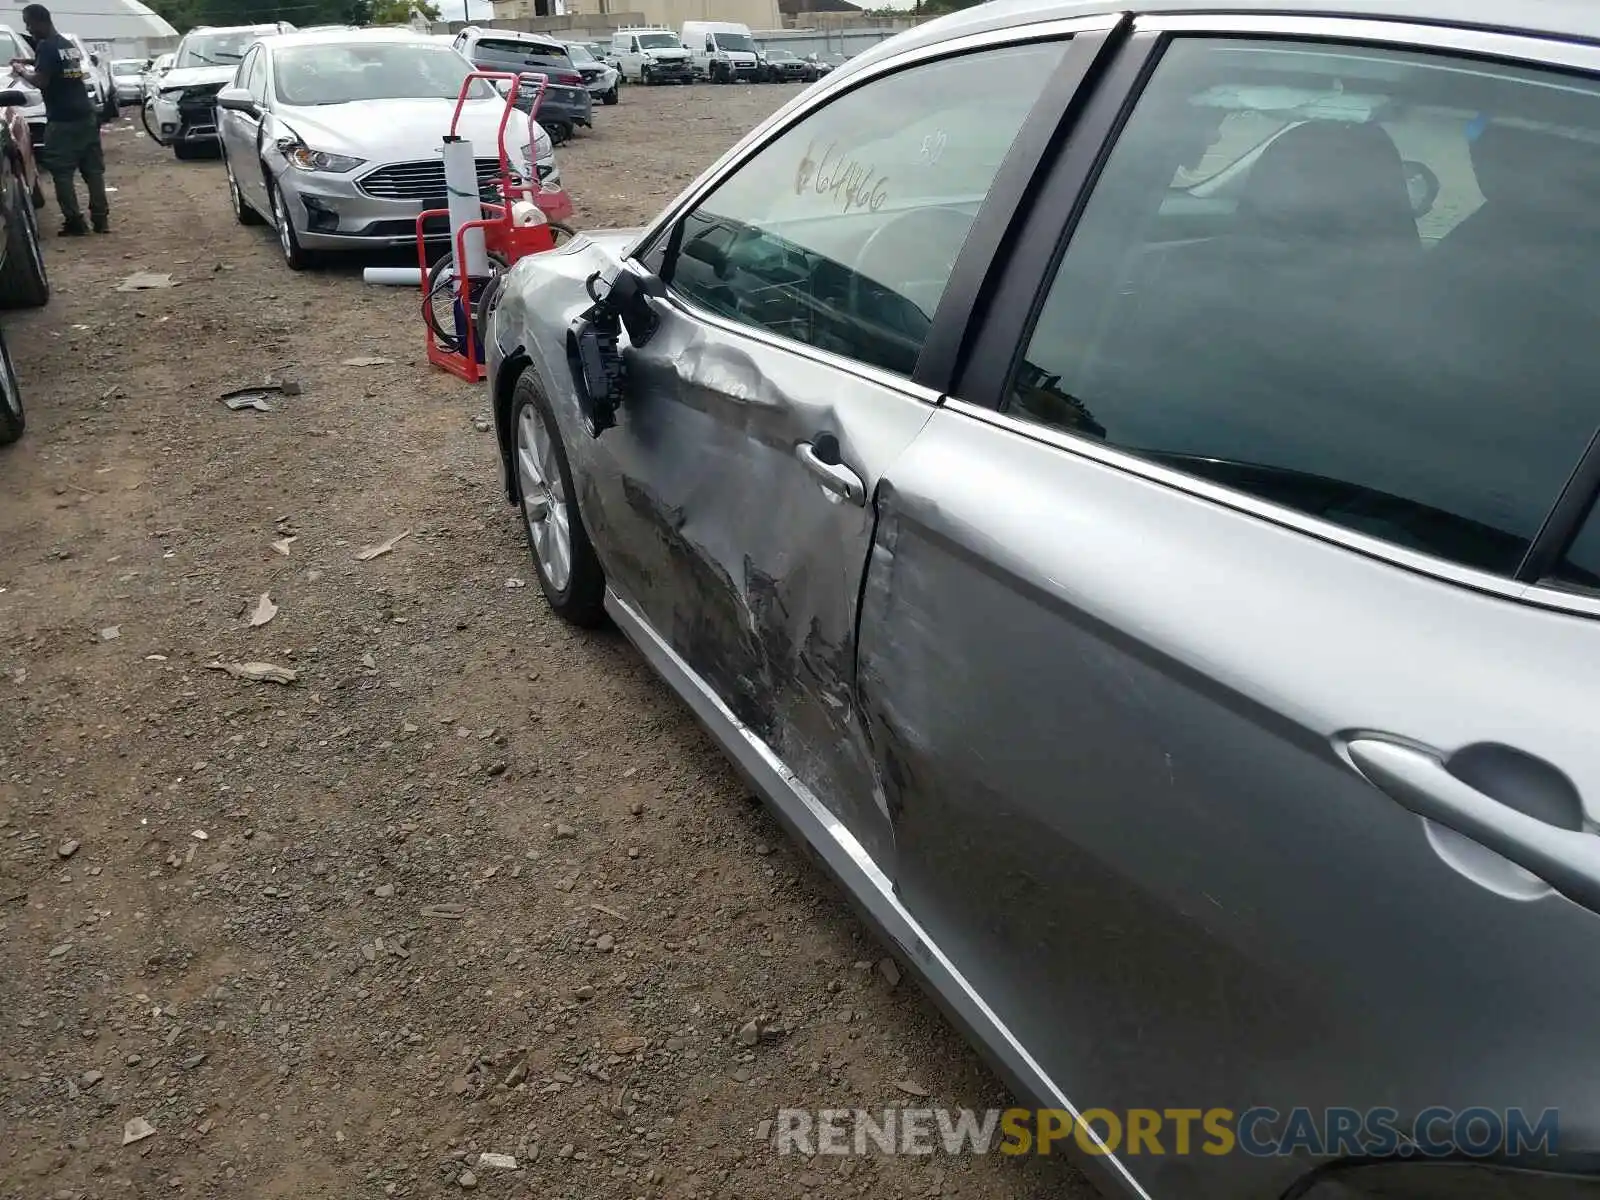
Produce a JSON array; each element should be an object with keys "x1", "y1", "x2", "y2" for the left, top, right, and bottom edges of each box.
[{"x1": 494, "y1": 349, "x2": 534, "y2": 502}]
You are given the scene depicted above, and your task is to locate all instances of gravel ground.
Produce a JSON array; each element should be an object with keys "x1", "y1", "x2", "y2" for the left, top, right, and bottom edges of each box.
[{"x1": 0, "y1": 85, "x2": 1093, "y2": 1199}]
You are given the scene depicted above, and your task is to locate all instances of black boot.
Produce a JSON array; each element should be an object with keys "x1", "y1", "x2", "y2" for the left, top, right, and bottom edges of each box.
[
  {"x1": 58, "y1": 217, "x2": 88, "y2": 236},
  {"x1": 91, "y1": 216, "x2": 109, "y2": 234}
]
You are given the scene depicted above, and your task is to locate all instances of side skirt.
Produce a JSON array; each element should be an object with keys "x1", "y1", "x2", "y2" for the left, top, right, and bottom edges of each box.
[{"x1": 603, "y1": 586, "x2": 1150, "y2": 1200}]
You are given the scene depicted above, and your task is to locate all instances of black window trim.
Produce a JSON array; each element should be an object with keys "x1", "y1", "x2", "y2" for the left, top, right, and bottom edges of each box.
[
  {"x1": 913, "y1": 22, "x2": 1124, "y2": 391},
  {"x1": 949, "y1": 11, "x2": 1600, "y2": 617},
  {"x1": 946, "y1": 25, "x2": 1162, "y2": 409}
]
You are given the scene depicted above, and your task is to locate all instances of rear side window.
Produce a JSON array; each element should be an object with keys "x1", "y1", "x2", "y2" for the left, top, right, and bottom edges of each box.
[
  {"x1": 665, "y1": 40, "x2": 1067, "y2": 377},
  {"x1": 1009, "y1": 38, "x2": 1600, "y2": 577},
  {"x1": 473, "y1": 37, "x2": 570, "y2": 70}
]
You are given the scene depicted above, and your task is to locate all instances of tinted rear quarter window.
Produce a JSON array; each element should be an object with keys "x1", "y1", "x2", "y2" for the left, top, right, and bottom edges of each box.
[
  {"x1": 1009, "y1": 38, "x2": 1600, "y2": 578},
  {"x1": 473, "y1": 38, "x2": 570, "y2": 70}
]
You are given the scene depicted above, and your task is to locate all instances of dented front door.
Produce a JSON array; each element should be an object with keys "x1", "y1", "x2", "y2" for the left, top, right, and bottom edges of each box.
[
  {"x1": 581, "y1": 35, "x2": 1078, "y2": 868},
  {"x1": 595, "y1": 301, "x2": 935, "y2": 869}
]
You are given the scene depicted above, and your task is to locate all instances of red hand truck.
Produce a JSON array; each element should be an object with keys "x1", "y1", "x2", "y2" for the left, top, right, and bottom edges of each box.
[{"x1": 417, "y1": 70, "x2": 563, "y2": 383}]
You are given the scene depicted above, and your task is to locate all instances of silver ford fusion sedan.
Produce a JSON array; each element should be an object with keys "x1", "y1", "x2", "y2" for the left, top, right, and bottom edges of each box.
[
  {"x1": 214, "y1": 28, "x2": 569, "y2": 270},
  {"x1": 486, "y1": 1, "x2": 1600, "y2": 1196}
]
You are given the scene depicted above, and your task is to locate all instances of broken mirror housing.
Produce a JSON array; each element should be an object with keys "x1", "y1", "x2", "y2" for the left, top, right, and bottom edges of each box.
[{"x1": 566, "y1": 261, "x2": 662, "y2": 438}]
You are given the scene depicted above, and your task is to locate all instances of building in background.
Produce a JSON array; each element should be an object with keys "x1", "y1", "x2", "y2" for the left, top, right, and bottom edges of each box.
[
  {"x1": 778, "y1": 0, "x2": 861, "y2": 14},
  {"x1": 0, "y1": 0, "x2": 177, "y2": 60},
  {"x1": 438, "y1": 0, "x2": 540, "y2": 27}
]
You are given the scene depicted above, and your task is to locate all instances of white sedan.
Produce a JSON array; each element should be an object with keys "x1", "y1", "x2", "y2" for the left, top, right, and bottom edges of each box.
[
  {"x1": 563, "y1": 41, "x2": 618, "y2": 106},
  {"x1": 214, "y1": 27, "x2": 571, "y2": 270}
]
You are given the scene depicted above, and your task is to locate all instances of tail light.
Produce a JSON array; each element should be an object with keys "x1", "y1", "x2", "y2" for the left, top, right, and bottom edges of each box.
[{"x1": 557, "y1": 72, "x2": 582, "y2": 85}]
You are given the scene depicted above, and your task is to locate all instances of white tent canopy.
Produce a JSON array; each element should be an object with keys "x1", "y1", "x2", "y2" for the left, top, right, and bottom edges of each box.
[
  {"x1": 442, "y1": 0, "x2": 496, "y2": 21},
  {"x1": 0, "y1": 0, "x2": 176, "y2": 43}
]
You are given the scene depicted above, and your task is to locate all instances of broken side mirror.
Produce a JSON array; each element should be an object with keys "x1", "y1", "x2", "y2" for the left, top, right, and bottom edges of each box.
[
  {"x1": 567, "y1": 259, "x2": 663, "y2": 438},
  {"x1": 607, "y1": 258, "x2": 664, "y2": 348}
]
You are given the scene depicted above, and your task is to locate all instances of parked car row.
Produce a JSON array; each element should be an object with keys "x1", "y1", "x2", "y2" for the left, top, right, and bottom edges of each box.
[
  {"x1": 446, "y1": 26, "x2": 599, "y2": 144},
  {"x1": 602, "y1": 23, "x2": 847, "y2": 85},
  {"x1": 204, "y1": 26, "x2": 571, "y2": 272},
  {"x1": 1, "y1": 21, "x2": 118, "y2": 155},
  {"x1": 142, "y1": 21, "x2": 296, "y2": 159},
  {"x1": 0, "y1": 73, "x2": 53, "y2": 446}
]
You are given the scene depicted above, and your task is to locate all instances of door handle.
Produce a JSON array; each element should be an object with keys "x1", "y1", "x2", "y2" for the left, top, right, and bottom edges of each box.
[
  {"x1": 796, "y1": 440, "x2": 866, "y2": 506},
  {"x1": 1347, "y1": 737, "x2": 1600, "y2": 913}
]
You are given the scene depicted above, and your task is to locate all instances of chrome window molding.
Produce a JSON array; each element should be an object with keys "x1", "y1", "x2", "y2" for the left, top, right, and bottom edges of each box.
[
  {"x1": 1135, "y1": 11, "x2": 1600, "y2": 73},
  {"x1": 942, "y1": 398, "x2": 1600, "y2": 617},
  {"x1": 657, "y1": 290, "x2": 946, "y2": 407},
  {"x1": 622, "y1": 12, "x2": 1123, "y2": 265},
  {"x1": 1524, "y1": 582, "x2": 1600, "y2": 619}
]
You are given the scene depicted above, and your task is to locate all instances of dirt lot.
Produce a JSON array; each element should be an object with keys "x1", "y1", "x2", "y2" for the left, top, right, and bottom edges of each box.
[{"x1": 0, "y1": 84, "x2": 1094, "y2": 1200}]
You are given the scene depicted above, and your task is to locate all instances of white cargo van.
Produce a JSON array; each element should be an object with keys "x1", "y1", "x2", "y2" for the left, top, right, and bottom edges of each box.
[
  {"x1": 609, "y1": 27, "x2": 694, "y2": 84},
  {"x1": 682, "y1": 21, "x2": 760, "y2": 83}
]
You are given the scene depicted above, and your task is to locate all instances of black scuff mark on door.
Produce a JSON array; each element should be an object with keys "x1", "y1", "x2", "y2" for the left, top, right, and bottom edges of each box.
[
  {"x1": 579, "y1": 474, "x2": 653, "y2": 594},
  {"x1": 622, "y1": 475, "x2": 778, "y2": 740},
  {"x1": 798, "y1": 615, "x2": 855, "y2": 732},
  {"x1": 854, "y1": 521, "x2": 908, "y2": 823}
]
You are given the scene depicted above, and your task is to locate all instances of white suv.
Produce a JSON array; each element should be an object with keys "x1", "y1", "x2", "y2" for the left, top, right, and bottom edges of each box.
[
  {"x1": 608, "y1": 28, "x2": 693, "y2": 85},
  {"x1": 146, "y1": 22, "x2": 293, "y2": 159}
]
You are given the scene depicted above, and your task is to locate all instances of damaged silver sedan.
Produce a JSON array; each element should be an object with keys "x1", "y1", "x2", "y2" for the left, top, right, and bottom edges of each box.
[{"x1": 486, "y1": 1, "x2": 1600, "y2": 1197}]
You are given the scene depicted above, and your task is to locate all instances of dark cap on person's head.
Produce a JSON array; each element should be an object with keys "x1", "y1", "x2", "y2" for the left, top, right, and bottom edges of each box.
[{"x1": 20, "y1": 4, "x2": 51, "y2": 24}]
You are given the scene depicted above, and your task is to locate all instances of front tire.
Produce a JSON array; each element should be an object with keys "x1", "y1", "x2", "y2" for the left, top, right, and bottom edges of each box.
[
  {"x1": 173, "y1": 141, "x2": 203, "y2": 161},
  {"x1": 225, "y1": 155, "x2": 263, "y2": 226},
  {"x1": 270, "y1": 181, "x2": 314, "y2": 271},
  {"x1": 0, "y1": 323, "x2": 25, "y2": 446},
  {"x1": 0, "y1": 168, "x2": 50, "y2": 309},
  {"x1": 602, "y1": 84, "x2": 618, "y2": 105},
  {"x1": 510, "y1": 370, "x2": 606, "y2": 628}
]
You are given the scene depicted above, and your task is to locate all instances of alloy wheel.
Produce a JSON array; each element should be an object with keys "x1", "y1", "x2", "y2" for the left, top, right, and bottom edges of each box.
[
  {"x1": 0, "y1": 335, "x2": 20, "y2": 418},
  {"x1": 273, "y1": 187, "x2": 292, "y2": 261},
  {"x1": 516, "y1": 403, "x2": 571, "y2": 593},
  {"x1": 21, "y1": 186, "x2": 45, "y2": 285}
]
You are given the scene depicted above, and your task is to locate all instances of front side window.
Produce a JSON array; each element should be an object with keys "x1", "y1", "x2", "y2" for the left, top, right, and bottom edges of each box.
[
  {"x1": 472, "y1": 37, "x2": 571, "y2": 72},
  {"x1": 664, "y1": 40, "x2": 1067, "y2": 377},
  {"x1": 246, "y1": 48, "x2": 268, "y2": 102},
  {"x1": 233, "y1": 46, "x2": 254, "y2": 92},
  {"x1": 1010, "y1": 38, "x2": 1600, "y2": 576}
]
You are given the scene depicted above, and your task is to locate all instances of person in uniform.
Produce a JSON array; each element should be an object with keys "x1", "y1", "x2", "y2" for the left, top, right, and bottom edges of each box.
[{"x1": 10, "y1": 3, "x2": 108, "y2": 235}]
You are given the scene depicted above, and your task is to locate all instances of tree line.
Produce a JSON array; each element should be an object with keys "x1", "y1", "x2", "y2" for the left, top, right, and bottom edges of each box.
[{"x1": 146, "y1": 0, "x2": 441, "y2": 37}]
